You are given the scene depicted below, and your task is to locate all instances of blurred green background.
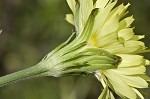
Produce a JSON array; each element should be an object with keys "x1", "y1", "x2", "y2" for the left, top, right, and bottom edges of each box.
[{"x1": 0, "y1": 0, "x2": 149, "y2": 99}]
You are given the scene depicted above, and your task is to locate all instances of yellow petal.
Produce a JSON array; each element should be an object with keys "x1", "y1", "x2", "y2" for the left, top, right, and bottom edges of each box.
[
  {"x1": 117, "y1": 54, "x2": 144, "y2": 67},
  {"x1": 111, "y1": 66, "x2": 146, "y2": 75},
  {"x1": 119, "y1": 75, "x2": 148, "y2": 88},
  {"x1": 65, "y1": 14, "x2": 74, "y2": 25},
  {"x1": 131, "y1": 35, "x2": 145, "y2": 40},
  {"x1": 93, "y1": 1, "x2": 116, "y2": 34},
  {"x1": 96, "y1": 32, "x2": 118, "y2": 47},
  {"x1": 75, "y1": 0, "x2": 94, "y2": 34},
  {"x1": 139, "y1": 75, "x2": 150, "y2": 81},
  {"x1": 95, "y1": 0, "x2": 110, "y2": 9},
  {"x1": 67, "y1": 0, "x2": 76, "y2": 14},
  {"x1": 98, "y1": 86, "x2": 115, "y2": 99},
  {"x1": 103, "y1": 70, "x2": 137, "y2": 99},
  {"x1": 132, "y1": 88, "x2": 144, "y2": 99},
  {"x1": 98, "y1": 14, "x2": 119, "y2": 37},
  {"x1": 98, "y1": 86, "x2": 109, "y2": 99},
  {"x1": 118, "y1": 28, "x2": 134, "y2": 41},
  {"x1": 118, "y1": 16, "x2": 134, "y2": 30},
  {"x1": 109, "y1": 3, "x2": 130, "y2": 19},
  {"x1": 145, "y1": 59, "x2": 150, "y2": 66},
  {"x1": 79, "y1": 0, "x2": 93, "y2": 26},
  {"x1": 109, "y1": 91, "x2": 115, "y2": 99},
  {"x1": 103, "y1": 41, "x2": 145, "y2": 54}
]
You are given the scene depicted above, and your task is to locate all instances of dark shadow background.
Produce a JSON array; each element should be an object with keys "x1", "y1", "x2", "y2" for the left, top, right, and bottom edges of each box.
[{"x1": 0, "y1": 0, "x2": 149, "y2": 99}]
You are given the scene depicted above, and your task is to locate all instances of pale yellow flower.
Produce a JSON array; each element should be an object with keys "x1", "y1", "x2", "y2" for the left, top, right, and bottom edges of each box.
[
  {"x1": 66, "y1": 0, "x2": 150, "y2": 98},
  {"x1": 0, "y1": 1, "x2": 149, "y2": 98}
]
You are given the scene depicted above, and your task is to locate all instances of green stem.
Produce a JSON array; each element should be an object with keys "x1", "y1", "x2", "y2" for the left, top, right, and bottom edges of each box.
[{"x1": 0, "y1": 63, "x2": 49, "y2": 87}]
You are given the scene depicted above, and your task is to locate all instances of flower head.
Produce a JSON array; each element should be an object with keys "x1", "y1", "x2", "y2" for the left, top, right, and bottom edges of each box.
[
  {"x1": 66, "y1": 0, "x2": 150, "y2": 98},
  {"x1": 0, "y1": 0, "x2": 122, "y2": 87}
]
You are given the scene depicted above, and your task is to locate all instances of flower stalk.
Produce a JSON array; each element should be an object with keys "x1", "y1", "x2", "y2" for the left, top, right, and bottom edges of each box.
[{"x1": 0, "y1": 63, "x2": 47, "y2": 87}]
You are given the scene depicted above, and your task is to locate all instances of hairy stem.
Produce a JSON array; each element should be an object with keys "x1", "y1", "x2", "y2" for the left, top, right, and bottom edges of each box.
[{"x1": 0, "y1": 63, "x2": 49, "y2": 87}]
